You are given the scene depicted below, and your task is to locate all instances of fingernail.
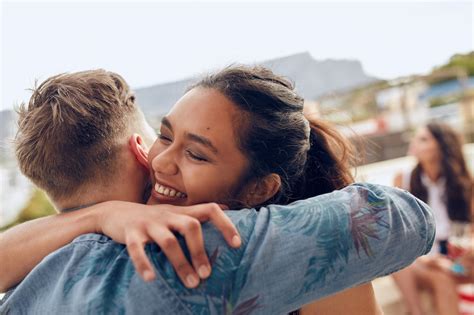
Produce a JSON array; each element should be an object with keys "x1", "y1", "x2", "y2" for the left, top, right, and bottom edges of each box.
[
  {"x1": 143, "y1": 270, "x2": 155, "y2": 282},
  {"x1": 186, "y1": 274, "x2": 199, "y2": 288},
  {"x1": 232, "y1": 235, "x2": 241, "y2": 247},
  {"x1": 198, "y1": 265, "x2": 211, "y2": 279}
]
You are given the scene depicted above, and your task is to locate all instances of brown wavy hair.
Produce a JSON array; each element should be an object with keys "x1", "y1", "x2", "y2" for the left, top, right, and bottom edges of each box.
[
  {"x1": 409, "y1": 122, "x2": 471, "y2": 222},
  {"x1": 190, "y1": 65, "x2": 355, "y2": 207}
]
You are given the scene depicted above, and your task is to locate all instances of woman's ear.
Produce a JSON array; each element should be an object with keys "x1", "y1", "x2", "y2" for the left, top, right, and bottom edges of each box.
[
  {"x1": 129, "y1": 134, "x2": 149, "y2": 169},
  {"x1": 244, "y1": 173, "x2": 281, "y2": 206}
]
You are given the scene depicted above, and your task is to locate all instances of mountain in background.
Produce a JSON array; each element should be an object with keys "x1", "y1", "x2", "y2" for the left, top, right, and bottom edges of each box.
[
  {"x1": 135, "y1": 52, "x2": 378, "y2": 119},
  {"x1": 0, "y1": 52, "x2": 376, "y2": 152}
]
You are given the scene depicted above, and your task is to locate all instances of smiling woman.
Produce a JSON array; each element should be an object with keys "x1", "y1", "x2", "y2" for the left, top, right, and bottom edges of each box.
[
  {"x1": 143, "y1": 65, "x2": 382, "y2": 314},
  {"x1": 148, "y1": 88, "x2": 251, "y2": 208},
  {"x1": 0, "y1": 67, "x2": 434, "y2": 315}
]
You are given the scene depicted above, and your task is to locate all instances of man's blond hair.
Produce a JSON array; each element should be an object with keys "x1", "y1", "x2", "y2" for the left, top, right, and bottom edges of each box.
[{"x1": 15, "y1": 69, "x2": 143, "y2": 201}]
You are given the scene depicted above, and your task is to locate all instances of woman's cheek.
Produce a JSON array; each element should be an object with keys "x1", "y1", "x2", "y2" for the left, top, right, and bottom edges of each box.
[
  {"x1": 181, "y1": 166, "x2": 210, "y2": 203},
  {"x1": 147, "y1": 143, "x2": 161, "y2": 169},
  {"x1": 190, "y1": 170, "x2": 227, "y2": 203}
]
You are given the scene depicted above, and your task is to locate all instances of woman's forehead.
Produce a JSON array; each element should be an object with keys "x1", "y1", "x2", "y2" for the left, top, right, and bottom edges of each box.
[
  {"x1": 416, "y1": 127, "x2": 431, "y2": 138},
  {"x1": 165, "y1": 88, "x2": 242, "y2": 149}
]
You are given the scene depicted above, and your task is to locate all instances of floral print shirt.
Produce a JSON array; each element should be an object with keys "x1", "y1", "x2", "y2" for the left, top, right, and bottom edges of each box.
[{"x1": 0, "y1": 183, "x2": 435, "y2": 315}]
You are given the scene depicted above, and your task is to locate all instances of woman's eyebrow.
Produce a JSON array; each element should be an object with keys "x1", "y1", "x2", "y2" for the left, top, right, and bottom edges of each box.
[
  {"x1": 161, "y1": 117, "x2": 173, "y2": 131},
  {"x1": 186, "y1": 132, "x2": 219, "y2": 154}
]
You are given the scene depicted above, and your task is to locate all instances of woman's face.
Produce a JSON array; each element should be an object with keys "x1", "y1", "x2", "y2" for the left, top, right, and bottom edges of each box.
[
  {"x1": 147, "y1": 87, "x2": 250, "y2": 206},
  {"x1": 408, "y1": 127, "x2": 440, "y2": 163}
]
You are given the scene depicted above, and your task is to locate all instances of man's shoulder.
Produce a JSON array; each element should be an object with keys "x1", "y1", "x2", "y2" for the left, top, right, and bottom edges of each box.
[
  {"x1": 71, "y1": 232, "x2": 115, "y2": 245},
  {"x1": 54, "y1": 233, "x2": 126, "y2": 260},
  {"x1": 0, "y1": 233, "x2": 134, "y2": 313}
]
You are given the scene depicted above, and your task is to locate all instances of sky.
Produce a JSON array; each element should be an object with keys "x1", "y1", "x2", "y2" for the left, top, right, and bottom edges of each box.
[{"x1": 1, "y1": 1, "x2": 473, "y2": 111}]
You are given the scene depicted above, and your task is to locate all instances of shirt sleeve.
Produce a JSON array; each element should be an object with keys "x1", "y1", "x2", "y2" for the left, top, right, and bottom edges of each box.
[{"x1": 229, "y1": 183, "x2": 435, "y2": 314}]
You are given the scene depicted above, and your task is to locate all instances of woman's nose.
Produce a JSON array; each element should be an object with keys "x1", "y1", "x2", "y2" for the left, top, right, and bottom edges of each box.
[{"x1": 151, "y1": 150, "x2": 179, "y2": 176}]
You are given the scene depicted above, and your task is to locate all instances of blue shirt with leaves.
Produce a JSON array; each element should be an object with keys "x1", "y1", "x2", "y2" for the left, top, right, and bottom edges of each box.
[{"x1": 0, "y1": 183, "x2": 435, "y2": 315}]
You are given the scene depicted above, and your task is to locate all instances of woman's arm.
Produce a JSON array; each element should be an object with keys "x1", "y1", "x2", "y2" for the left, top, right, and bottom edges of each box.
[
  {"x1": 300, "y1": 283, "x2": 383, "y2": 315},
  {"x1": 0, "y1": 208, "x2": 99, "y2": 292},
  {"x1": 0, "y1": 202, "x2": 240, "y2": 292},
  {"x1": 228, "y1": 183, "x2": 435, "y2": 314},
  {"x1": 393, "y1": 172, "x2": 402, "y2": 188}
]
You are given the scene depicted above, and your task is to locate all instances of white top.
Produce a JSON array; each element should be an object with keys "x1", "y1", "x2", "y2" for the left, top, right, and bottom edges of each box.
[{"x1": 402, "y1": 170, "x2": 451, "y2": 255}]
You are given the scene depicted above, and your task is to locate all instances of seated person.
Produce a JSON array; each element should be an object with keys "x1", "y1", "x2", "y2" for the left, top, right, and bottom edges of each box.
[{"x1": 392, "y1": 123, "x2": 472, "y2": 315}]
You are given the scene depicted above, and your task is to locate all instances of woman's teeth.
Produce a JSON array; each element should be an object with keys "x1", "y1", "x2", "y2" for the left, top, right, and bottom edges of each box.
[{"x1": 154, "y1": 183, "x2": 186, "y2": 198}]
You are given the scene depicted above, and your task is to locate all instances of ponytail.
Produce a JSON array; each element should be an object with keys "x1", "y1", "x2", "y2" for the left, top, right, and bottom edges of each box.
[
  {"x1": 192, "y1": 65, "x2": 356, "y2": 207},
  {"x1": 289, "y1": 118, "x2": 355, "y2": 203}
]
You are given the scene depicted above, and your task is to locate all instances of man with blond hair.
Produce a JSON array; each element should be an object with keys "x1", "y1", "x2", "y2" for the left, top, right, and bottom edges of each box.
[
  {"x1": 15, "y1": 70, "x2": 156, "y2": 207},
  {"x1": 0, "y1": 69, "x2": 434, "y2": 314}
]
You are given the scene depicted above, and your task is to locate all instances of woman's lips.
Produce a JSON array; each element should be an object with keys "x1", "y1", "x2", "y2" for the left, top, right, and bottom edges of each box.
[{"x1": 151, "y1": 181, "x2": 187, "y2": 202}]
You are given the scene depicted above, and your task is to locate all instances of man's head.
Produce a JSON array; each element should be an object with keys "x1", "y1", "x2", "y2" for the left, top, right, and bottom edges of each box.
[{"x1": 15, "y1": 70, "x2": 156, "y2": 210}]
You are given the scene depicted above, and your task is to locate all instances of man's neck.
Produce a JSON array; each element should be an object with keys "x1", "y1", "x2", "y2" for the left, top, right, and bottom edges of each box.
[
  {"x1": 61, "y1": 202, "x2": 98, "y2": 212},
  {"x1": 54, "y1": 186, "x2": 115, "y2": 212},
  {"x1": 55, "y1": 184, "x2": 146, "y2": 212}
]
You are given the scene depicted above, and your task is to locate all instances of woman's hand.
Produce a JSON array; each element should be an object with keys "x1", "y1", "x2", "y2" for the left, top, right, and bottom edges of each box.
[
  {"x1": 453, "y1": 246, "x2": 474, "y2": 282},
  {"x1": 420, "y1": 250, "x2": 474, "y2": 283},
  {"x1": 94, "y1": 201, "x2": 241, "y2": 288}
]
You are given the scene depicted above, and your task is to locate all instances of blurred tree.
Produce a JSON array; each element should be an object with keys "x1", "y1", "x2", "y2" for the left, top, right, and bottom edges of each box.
[
  {"x1": 428, "y1": 52, "x2": 474, "y2": 85},
  {"x1": 0, "y1": 189, "x2": 56, "y2": 231},
  {"x1": 440, "y1": 52, "x2": 474, "y2": 76}
]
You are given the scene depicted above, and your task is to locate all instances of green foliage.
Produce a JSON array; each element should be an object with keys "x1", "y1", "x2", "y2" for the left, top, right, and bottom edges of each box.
[
  {"x1": 429, "y1": 52, "x2": 474, "y2": 84},
  {"x1": 429, "y1": 93, "x2": 462, "y2": 108},
  {"x1": 440, "y1": 52, "x2": 474, "y2": 76},
  {"x1": 0, "y1": 189, "x2": 56, "y2": 231}
]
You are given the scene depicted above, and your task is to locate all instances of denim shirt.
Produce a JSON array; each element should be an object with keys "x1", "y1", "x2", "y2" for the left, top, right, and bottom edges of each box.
[{"x1": 0, "y1": 183, "x2": 435, "y2": 315}]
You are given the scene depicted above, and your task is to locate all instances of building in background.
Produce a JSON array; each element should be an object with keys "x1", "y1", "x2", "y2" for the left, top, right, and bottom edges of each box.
[{"x1": 1, "y1": 51, "x2": 473, "y2": 228}]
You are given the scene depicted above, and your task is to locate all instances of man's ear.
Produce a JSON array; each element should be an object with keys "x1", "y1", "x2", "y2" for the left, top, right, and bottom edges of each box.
[
  {"x1": 129, "y1": 134, "x2": 149, "y2": 169},
  {"x1": 244, "y1": 173, "x2": 281, "y2": 206}
]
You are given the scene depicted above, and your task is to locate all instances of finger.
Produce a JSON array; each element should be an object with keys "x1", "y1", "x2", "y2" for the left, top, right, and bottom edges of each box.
[
  {"x1": 147, "y1": 226, "x2": 200, "y2": 289},
  {"x1": 217, "y1": 203, "x2": 230, "y2": 210},
  {"x1": 194, "y1": 203, "x2": 241, "y2": 248},
  {"x1": 170, "y1": 203, "x2": 241, "y2": 248},
  {"x1": 167, "y1": 214, "x2": 211, "y2": 280},
  {"x1": 126, "y1": 230, "x2": 156, "y2": 282}
]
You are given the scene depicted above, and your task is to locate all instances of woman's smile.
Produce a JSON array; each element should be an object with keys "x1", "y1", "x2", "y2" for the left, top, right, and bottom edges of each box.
[
  {"x1": 147, "y1": 87, "x2": 249, "y2": 207},
  {"x1": 151, "y1": 180, "x2": 188, "y2": 203}
]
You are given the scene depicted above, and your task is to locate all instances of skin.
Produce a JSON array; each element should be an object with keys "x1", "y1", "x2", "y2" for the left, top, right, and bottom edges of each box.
[
  {"x1": 407, "y1": 127, "x2": 441, "y2": 181},
  {"x1": 55, "y1": 138, "x2": 152, "y2": 209},
  {"x1": 147, "y1": 88, "x2": 250, "y2": 207},
  {"x1": 392, "y1": 127, "x2": 460, "y2": 315},
  {"x1": 0, "y1": 86, "x2": 382, "y2": 314},
  {"x1": 146, "y1": 87, "x2": 382, "y2": 315},
  {"x1": 0, "y1": 119, "x2": 242, "y2": 292}
]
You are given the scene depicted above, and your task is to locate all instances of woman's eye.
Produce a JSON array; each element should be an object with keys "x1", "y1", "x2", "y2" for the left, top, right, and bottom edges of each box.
[
  {"x1": 186, "y1": 150, "x2": 208, "y2": 162},
  {"x1": 158, "y1": 133, "x2": 172, "y2": 143}
]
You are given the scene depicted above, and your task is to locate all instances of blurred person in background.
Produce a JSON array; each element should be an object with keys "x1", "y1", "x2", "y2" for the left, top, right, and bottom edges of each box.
[{"x1": 392, "y1": 121, "x2": 472, "y2": 315}]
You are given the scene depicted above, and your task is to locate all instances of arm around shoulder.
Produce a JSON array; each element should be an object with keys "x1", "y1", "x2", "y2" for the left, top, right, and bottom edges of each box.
[
  {"x1": 230, "y1": 183, "x2": 435, "y2": 314},
  {"x1": 0, "y1": 207, "x2": 100, "y2": 292}
]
